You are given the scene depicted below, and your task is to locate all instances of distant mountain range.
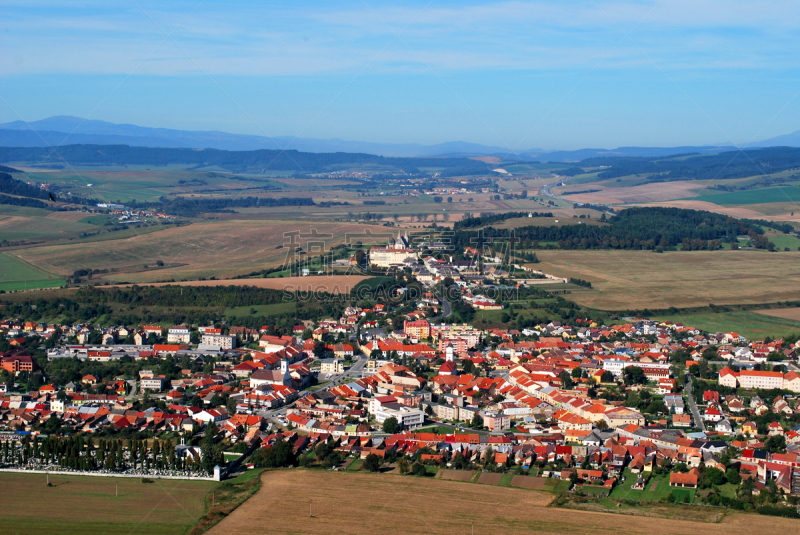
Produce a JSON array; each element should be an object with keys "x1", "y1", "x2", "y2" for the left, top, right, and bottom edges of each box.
[{"x1": 0, "y1": 115, "x2": 797, "y2": 161}]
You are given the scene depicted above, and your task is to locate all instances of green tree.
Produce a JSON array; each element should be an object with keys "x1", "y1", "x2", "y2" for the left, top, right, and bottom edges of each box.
[
  {"x1": 364, "y1": 453, "x2": 382, "y2": 472},
  {"x1": 200, "y1": 430, "x2": 222, "y2": 475},
  {"x1": 726, "y1": 467, "x2": 741, "y2": 485},
  {"x1": 623, "y1": 366, "x2": 645, "y2": 384},
  {"x1": 382, "y1": 417, "x2": 400, "y2": 434},
  {"x1": 705, "y1": 467, "x2": 726, "y2": 486},
  {"x1": 470, "y1": 412, "x2": 483, "y2": 429},
  {"x1": 250, "y1": 439, "x2": 295, "y2": 468},
  {"x1": 559, "y1": 371, "x2": 574, "y2": 389},
  {"x1": 397, "y1": 458, "x2": 410, "y2": 474}
]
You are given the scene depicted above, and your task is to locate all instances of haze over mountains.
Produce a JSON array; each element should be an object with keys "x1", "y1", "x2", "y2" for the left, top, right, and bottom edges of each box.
[{"x1": 1, "y1": 115, "x2": 798, "y2": 162}]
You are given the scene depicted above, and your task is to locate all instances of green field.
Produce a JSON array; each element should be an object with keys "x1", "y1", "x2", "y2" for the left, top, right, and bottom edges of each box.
[
  {"x1": 652, "y1": 309, "x2": 800, "y2": 339},
  {"x1": 0, "y1": 252, "x2": 65, "y2": 291},
  {"x1": 224, "y1": 302, "x2": 297, "y2": 317},
  {"x1": 0, "y1": 472, "x2": 215, "y2": 535},
  {"x1": 687, "y1": 184, "x2": 800, "y2": 205},
  {"x1": 21, "y1": 169, "x2": 291, "y2": 204},
  {"x1": 609, "y1": 469, "x2": 686, "y2": 501},
  {"x1": 543, "y1": 478, "x2": 572, "y2": 494},
  {"x1": 0, "y1": 214, "x2": 94, "y2": 242},
  {"x1": 769, "y1": 234, "x2": 800, "y2": 250}
]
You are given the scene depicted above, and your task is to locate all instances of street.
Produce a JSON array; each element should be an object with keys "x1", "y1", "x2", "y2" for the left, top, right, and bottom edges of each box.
[
  {"x1": 257, "y1": 357, "x2": 369, "y2": 422},
  {"x1": 684, "y1": 376, "x2": 706, "y2": 432}
]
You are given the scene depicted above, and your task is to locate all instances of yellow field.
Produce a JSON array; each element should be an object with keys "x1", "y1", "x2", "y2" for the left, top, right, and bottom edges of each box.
[
  {"x1": 531, "y1": 249, "x2": 800, "y2": 310},
  {"x1": 16, "y1": 219, "x2": 381, "y2": 283},
  {"x1": 208, "y1": 470, "x2": 796, "y2": 535}
]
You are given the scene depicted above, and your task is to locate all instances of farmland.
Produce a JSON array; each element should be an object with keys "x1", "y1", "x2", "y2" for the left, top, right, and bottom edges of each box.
[
  {"x1": 0, "y1": 252, "x2": 64, "y2": 291},
  {"x1": 755, "y1": 307, "x2": 800, "y2": 321},
  {"x1": 208, "y1": 470, "x2": 798, "y2": 535},
  {"x1": 15, "y1": 219, "x2": 377, "y2": 284},
  {"x1": 531, "y1": 249, "x2": 800, "y2": 310},
  {"x1": 130, "y1": 275, "x2": 368, "y2": 294},
  {"x1": 687, "y1": 185, "x2": 800, "y2": 206},
  {"x1": 652, "y1": 310, "x2": 800, "y2": 340},
  {"x1": 0, "y1": 472, "x2": 214, "y2": 535}
]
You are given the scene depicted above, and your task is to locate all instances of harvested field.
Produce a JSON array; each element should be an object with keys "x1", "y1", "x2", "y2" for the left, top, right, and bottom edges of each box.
[
  {"x1": 124, "y1": 275, "x2": 367, "y2": 294},
  {"x1": 44, "y1": 211, "x2": 92, "y2": 221},
  {"x1": 476, "y1": 472, "x2": 502, "y2": 485},
  {"x1": 208, "y1": 470, "x2": 798, "y2": 535},
  {"x1": 555, "y1": 181, "x2": 704, "y2": 205},
  {"x1": 17, "y1": 219, "x2": 376, "y2": 283},
  {"x1": 0, "y1": 471, "x2": 214, "y2": 535},
  {"x1": 755, "y1": 307, "x2": 800, "y2": 321},
  {"x1": 531, "y1": 249, "x2": 800, "y2": 310},
  {"x1": 510, "y1": 475, "x2": 546, "y2": 489},
  {"x1": 438, "y1": 469, "x2": 474, "y2": 482},
  {"x1": 470, "y1": 156, "x2": 501, "y2": 164}
]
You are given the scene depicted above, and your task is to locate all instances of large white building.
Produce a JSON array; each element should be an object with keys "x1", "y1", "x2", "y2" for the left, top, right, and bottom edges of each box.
[
  {"x1": 369, "y1": 232, "x2": 416, "y2": 268},
  {"x1": 201, "y1": 333, "x2": 236, "y2": 350},
  {"x1": 369, "y1": 394, "x2": 424, "y2": 428},
  {"x1": 168, "y1": 326, "x2": 191, "y2": 344},
  {"x1": 719, "y1": 367, "x2": 786, "y2": 390}
]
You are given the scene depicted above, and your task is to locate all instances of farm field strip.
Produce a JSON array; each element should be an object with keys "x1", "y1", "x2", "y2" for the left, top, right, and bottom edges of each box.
[
  {"x1": 121, "y1": 275, "x2": 368, "y2": 294},
  {"x1": 207, "y1": 470, "x2": 797, "y2": 535},
  {"x1": 755, "y1": 307, "x2": 800, "y2": 321},
  {"x1": 0, "y1": 472, "x2": 214, "y2": 535},
  {"x1": 532, "y1": 249, "x2": 800, "y2": 310},
  {"x1": 16, "y1": 219, "x2": 378, "y2": 283}
]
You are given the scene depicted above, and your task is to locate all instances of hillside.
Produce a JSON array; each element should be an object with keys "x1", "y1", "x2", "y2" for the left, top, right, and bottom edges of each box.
[{"x1": 0, "y1": 144, "x2": 492, "y2": 176}]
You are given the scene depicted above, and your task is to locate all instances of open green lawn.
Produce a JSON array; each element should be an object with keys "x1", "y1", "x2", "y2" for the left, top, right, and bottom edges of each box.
[
  {"x1": 346, "y1": 458, "x2": 364, "y2": 472},
  {"x1": 609, "y1": 469, "x2": 695, "y2": 503},
  {"x1": 543, "y1": 478, "x2": 571, "y2": 494},
  {"x1": 769, "y1": 234, "x2": 800, "y2": 250},
  {"x1": 652, "y1": 309, "x2": 800, "y2": 339},
  {"x1": 579, "y1": 485, "x2": 609, "y2": 496},
  {"x1": 0, "y1": 471, "x2": 215, "y2": 535},
  {"x1": 0, "y1": 214, "x2": 94, "y2": 241},
  {"x1": 498, "y1": 473, "x2": 515, "y2": 487},
  {"x1": 224, "y1": 302, "x2": 297, "y2": 317},
  {"x1": 0, "y1": 252, "x2": 65, "y2": 291}
]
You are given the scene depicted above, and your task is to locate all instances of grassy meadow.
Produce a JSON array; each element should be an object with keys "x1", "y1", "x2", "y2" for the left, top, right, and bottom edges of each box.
[
  {"x1": 0, "y1": 472, "x2": 215, "y2": 535},
  {"x1": 0, "y1": 252, "x2": 65, "y2": 291},
  {"x1": 651, "y1": 310, "x2": 800, "y2": 339}
]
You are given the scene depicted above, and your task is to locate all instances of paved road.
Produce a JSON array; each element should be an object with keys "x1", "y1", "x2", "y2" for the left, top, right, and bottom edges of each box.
[
  {"x1": 256, "y1": 358, "x2": 369, "y2": 421},
  {"x1": 684, "y1": 376, "x2": 706, "y2": 432},
  {"x1": 428, "y1": 297, "x2": 452, "y2": 323},
  {"x1": 541, "y1": 180, "x2": 615, "y2": 216}
]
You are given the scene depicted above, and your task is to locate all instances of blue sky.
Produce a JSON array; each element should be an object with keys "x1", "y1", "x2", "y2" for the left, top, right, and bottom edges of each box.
[{"x1": 1, "y1": 0, "x2": 799, "y2": 150}]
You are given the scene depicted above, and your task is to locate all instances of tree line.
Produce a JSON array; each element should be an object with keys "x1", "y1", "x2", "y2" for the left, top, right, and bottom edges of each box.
[
  {"x1": 452, "y1": 207, "x2": 772, "y2": 251},
  {"x1": 581, "y1": 146, "x2": 800, "y2": 182}
]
